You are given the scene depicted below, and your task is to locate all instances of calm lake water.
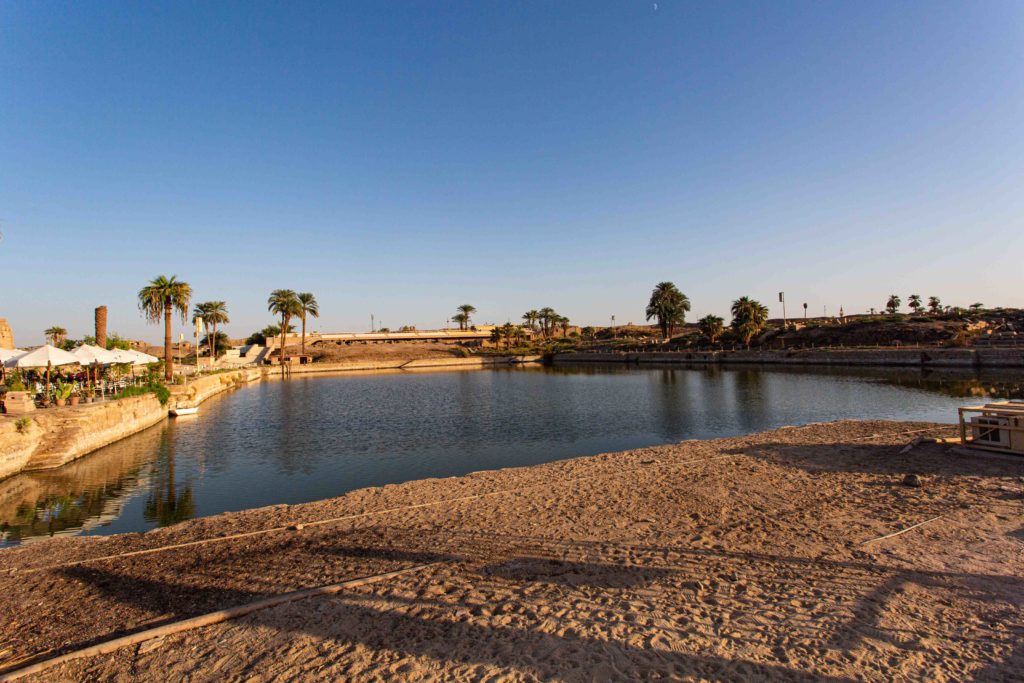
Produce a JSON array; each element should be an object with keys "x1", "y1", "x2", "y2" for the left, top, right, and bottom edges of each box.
[{"x1": 3, "y1": 363, "x2": 1022, "y2": 546}]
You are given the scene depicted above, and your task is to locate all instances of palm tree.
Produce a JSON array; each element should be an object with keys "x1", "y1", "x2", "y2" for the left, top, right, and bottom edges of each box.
[
  {"x1": 522, "y1": 310, "x2": 540, "y2": 333},
  {"x1": 698, "y1": 314, "x2": 724, "y2": 344},
  {"x1": 455, "y1": 304, "x2": 476, "y2": 330},
  {"x1": 297, "y1": 292, "x2": 319, "y2": 355},
  {"x1": 267, "y1": 290, "x2": 302, "y2": 362},
  {"x1": 886, "y1": 294, "x2": 901, "y2": 315},
  {"x1": 192, "y1": 303, "x2": 213, "y2": 366},
  {"x1": 928, "y1": 296, "x2": 942, "y2": 313},
  {"x1": 731, "y1": 297, "x2": 769, "y2": 347},
  {"x1": 645, "y1": 282, "x2": 691, "y2": 339},
  {"x1": 44, "y1": 326, "x2": 67, "y2": 346},
  {"x1": 200, "y1": 331, "x2": 230, "y2": 357},
  {"x1": 908, "y1": 294, "x2": 922, "y2": 314},
  {"x1": 139, "y1": 275, "x2": 192, "y2": 381},
  {"x1": 538, "y1": 307, "x2": 557, "y2": 338},
  {"x1": 205, "y1": 301, "x2": 229, "y2": 363}
]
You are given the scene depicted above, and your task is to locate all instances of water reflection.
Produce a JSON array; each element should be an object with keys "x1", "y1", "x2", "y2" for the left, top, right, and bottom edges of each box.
[
  {"x1": 1, "y1": 363, "x2": 1021, "y2": 546},
  {"x1": 142, "y1": 429, "x2": 195, "y2": 528}
]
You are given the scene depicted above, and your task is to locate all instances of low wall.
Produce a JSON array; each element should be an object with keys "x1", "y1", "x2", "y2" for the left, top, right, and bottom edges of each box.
[
  {"x1": 0, "y1": 395, "x2": 167, "y2": 477},
  {"x1": 556, "y1": 348, "x2": 1024, "y2": 368},
  {"x1": 169, "y1": 367, "x2": 265, "y2": 410}
]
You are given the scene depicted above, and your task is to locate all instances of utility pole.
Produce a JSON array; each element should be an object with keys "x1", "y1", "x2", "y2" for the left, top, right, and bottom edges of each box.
[
  {"x1": 371, "y1": 314, "x2": 374, "y2": 333},
  {"x1": 779, "y1": 292, "x2": 786, "y2": 327},
  {"x1": 611, "y1": 315, "x2": 616, "y2": 339}
]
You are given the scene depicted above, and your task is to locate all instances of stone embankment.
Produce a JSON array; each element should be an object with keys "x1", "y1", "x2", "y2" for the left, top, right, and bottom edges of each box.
[
  {"x1": 0, "y1": 355, "x2": 542, "y2": 480},
  {"x1": 556, "y1": 347, "x2": 1024, "y2": 368},
  {"x1": 0, "y1": 395, "x2": 166, "y2": 479}
]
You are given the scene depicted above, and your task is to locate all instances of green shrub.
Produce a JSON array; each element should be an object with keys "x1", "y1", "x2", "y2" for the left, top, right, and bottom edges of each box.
[
  {"x1": 113, "y1": 381, "x2": 171, "y2": 405},
  {"x1": 15, "y1": 417, "x2": 33, "y2": 433}
]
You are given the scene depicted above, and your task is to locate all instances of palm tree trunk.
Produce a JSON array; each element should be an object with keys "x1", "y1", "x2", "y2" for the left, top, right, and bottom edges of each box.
[
  {"x1": 280, "y1": 315, "x2": 288, "y2": 363},
  {"x1": 164, "y1": 299, "x2": 173, "y2": 381},
  {"x1": 301, "y1": 314, "x2": 306, "y2": 355},
  {"x1": 211, "y1": 321, "x2": 218, "y2": 366}
]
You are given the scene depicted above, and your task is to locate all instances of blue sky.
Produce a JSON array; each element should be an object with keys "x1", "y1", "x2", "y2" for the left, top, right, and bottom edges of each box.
[{"x1": 2, "y1": 1, "x2": 1022, "y2": 345}]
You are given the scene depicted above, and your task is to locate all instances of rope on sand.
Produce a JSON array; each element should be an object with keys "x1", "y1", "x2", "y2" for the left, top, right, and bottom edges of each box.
[
  {"x1": 860, "y1": 515, "x2": 945, "y2": 545},
  {"x1": 18, "y1": 453, "x2": 739, "y2": 575},
  {"x1": 0, "y1": 563, "x2": 440, "y2": 683}
]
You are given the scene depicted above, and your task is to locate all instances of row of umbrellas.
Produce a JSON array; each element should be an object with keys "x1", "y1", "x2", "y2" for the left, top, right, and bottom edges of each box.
[{"x1": 1, "y1": 344, "x2": 159, "y2": 369}]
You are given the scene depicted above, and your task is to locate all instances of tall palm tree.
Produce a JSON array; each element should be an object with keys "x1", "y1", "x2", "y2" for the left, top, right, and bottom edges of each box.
[
  {"x1": 558, "y1": 315, "x2": 571, "y2": 338},
  {"x1": 456, "y1": 304, "x2": 476, "y2": 330},
  {"x1": 522, "y1": 310, "x2": 540, "y2": 333},
  {"x1": 205, "y1": 301, "x2": 229, "y2": 362},
  {"x1": 538, "y1": 307, "x2": 556, "y2": 338},
  {"x1": 908, "y1": 294, "x2": 922, "y2": 314},
  {"x1": 731, "y1": 296, "x2": 769, "y2": 348},
  {"x1": 44, "y1": 326, "x2": 67, "y2": 346},
  {"x1": 297, "y1": 292, "x2": 319, "y2": 355},
  {"x1": 645, "y1": 282, "x2": 691, "y2": 340},
  {"x1": 267, "y1": 290, "x2": 302, "y2": 362},
  {"x1": 451, "y1": 312, "x2": 468, "y2": 330},
  {"x1": 192, "y1": 303, "x2": 213, "y2": 366},
  {"x1": 139, "y1": 275, "x2": 192, "y2": 380},
  {"x1": 886, "y1": 294, "x2": 901, "y2": 315},
  {"x1": 698, "y1": 314, "x2": 724, "y2": 344},
  {"x1": 928, "y1": 296, "x2": 942, "y2": 314}
]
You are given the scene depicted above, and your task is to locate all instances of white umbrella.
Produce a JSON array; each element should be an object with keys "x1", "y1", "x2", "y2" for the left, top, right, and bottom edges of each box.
[
  {"x1": 4, "y1": 344, "x2": 81, "y2": 399},
  {"x1": 126, "y1": 350, "x2": 160, "y2": 366},
  {"x1": 0, "y1": 348, "x2": 26, "y2": 363},
  {"x1": 71, "y1": 344, "x2": 119, "y2": 365},
  {"x1": 107, "y1": 348, "x2": 138, "y2": 365},
  {"x1": 4, "y1": 344, "x2": 80, "y2": 369}
]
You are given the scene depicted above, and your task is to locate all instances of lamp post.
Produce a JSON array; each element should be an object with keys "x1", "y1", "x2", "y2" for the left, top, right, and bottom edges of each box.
[{"x1": 779, "y1": 292, "x2": 786, "y2": 327}]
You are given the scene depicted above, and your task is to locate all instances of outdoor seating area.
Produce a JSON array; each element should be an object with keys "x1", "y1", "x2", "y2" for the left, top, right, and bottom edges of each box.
[{"x1": 1, "y1": 344, "x2": 159, "y2": 413}]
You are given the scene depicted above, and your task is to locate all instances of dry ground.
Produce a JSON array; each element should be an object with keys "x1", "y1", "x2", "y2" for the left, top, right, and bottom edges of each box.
[{"x1": 0, "y1": 421, "x2": 1021, "y2": 681}]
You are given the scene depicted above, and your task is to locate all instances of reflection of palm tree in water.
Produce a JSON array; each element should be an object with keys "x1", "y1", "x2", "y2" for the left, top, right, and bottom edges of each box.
[{"x1": 144, "y1": 430, "x2": 195, "y2": 527}]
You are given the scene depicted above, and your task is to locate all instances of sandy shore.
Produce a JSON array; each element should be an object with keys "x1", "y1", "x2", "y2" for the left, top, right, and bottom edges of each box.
[{"x1": 0, "y1": 420, "x2": 1020, "y2": 681}]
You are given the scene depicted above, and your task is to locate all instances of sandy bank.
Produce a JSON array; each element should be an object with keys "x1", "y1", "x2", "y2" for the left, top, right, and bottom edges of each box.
[{"x1": 0, "y1": 420, "x2": 1020, "y2": 681}]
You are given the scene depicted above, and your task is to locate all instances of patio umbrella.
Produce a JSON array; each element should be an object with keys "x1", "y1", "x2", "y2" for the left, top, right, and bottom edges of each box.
[
  {"x1": 0, "y1": 348, "x2": 25, "y2": 381},
  {"x1": 126, "y1": 350, "x2": 160, "y2": 365},
  {"x1": 71, "y1": 344, "x2": 119, "y2": 389},
  {"x1": 0, "y1": 348, "x2": 26, "y2": 363},
  {"x1": 70, "y1": 344, "x2": 119, "y2": 365},
  {"x1": 5, "y1": 344, "x2": 81, "y2": 399}
]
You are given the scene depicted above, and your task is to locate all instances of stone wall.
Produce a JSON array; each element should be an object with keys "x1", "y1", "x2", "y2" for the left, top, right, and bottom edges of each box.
[
  {"x1": 0, "y1": 395, "x2": 167, "y2": 478},
  {"x1": 168, "y1": 367, "x2": 265, "y2": 410},
  {"x1": 556, "y1": 348, "x2": 1024, "y2": 368}
]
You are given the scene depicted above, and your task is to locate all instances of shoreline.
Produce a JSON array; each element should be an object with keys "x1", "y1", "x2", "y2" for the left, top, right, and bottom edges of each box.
[
  {"x1": 555, "y1": 346, "x2": 1024, "y2": 368},
  {"x1": 0, "y1": 420, "x2": 1019, "y2": 681}
]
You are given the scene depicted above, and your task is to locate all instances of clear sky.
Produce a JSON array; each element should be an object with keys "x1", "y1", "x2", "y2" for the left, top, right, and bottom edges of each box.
[{"x1": 2, "y1": 1, "x2": 1022, "y2": 345}]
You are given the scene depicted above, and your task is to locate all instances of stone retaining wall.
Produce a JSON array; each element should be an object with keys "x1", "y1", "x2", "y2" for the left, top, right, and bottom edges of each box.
[
  {"x1": 555, "y1": 348, "x2": 1024, "y2": 368},
  {"x1": 0, "y1": 395, "x2": 167, "y2": 478}
]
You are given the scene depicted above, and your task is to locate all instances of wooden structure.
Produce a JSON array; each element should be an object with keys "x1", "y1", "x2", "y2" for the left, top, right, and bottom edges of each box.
[{"x1": 957, "y1": 401, "x2": 1024, "y2": 455}]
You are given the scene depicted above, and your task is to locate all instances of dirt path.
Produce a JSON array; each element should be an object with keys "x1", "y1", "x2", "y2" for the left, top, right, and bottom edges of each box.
[{"x1": 0, "y1": 421, "x2": 1020, "y2": 681}]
